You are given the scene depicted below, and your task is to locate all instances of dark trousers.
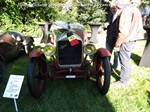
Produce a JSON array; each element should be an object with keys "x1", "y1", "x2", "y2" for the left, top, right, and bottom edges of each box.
[
  {"x1": 119, "y1": 41, "x2": 136, "y2": 83},
  {"x1": 106, "y1": 42, "x2": 119, "y2": 69}
]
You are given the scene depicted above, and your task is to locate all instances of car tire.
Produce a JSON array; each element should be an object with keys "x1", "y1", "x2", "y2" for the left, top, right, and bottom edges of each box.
[
  {"x1": 27, "y1": 57, "x2": 47, "y2": 98},
  {"x1": 93, "y1": 54, "x2": 111, "y2": 95}
]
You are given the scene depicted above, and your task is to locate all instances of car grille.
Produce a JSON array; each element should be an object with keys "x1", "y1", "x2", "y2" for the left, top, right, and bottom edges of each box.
[{"x1": 58, "y1": 40, "x2": 82, "y2": 66}]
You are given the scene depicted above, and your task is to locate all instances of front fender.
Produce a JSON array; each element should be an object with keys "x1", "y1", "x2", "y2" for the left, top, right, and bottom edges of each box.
[
  {"x1": 93, "y1": 48, "x2": 111, "y2": 71},
  {"x1": 96, "y1": 48, "x2": 111, "y2": 57},
  {"x1": 28, "y1": 49, "x2": 45, "y2": 58}
]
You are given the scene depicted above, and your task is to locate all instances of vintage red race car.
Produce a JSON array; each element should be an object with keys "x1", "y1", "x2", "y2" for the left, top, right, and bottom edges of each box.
[{"x1": 27, "y1": 21, "x2": 111, "y2": 98}]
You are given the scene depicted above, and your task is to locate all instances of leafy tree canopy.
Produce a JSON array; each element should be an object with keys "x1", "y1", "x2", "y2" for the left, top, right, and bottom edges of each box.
[{"x1": 0, "y1": 0, "x2": 108, "y2": 35}]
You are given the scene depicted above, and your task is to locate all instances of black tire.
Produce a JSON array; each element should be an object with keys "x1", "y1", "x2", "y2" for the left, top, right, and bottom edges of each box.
[
  {"x1": 0, "y1": 65, "x2": 3, "y2": 82},
  {"x1": 25, "y1": 41, "x2": 34, "y2": 55},
  {"x1": 95, "y1": 56, "x2": 111, "y2": 95},
  {"x1": 27, "y1": 57, "x2": 47, "y2": 98}
]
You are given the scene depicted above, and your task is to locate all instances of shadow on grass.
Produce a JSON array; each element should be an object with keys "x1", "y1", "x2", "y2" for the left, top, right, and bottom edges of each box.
[
  {"x1": 111, "y1": 69, "x2": 120, "y2": 82},
  {"x1": 131, "y1": 53, "x2": 142, "y2": 66},
  {"x1": 37, "y1": 78, "x2": 116, "y2": 112},
  {"x1": 147, "y1": 79, "x2": 150, "y2": 106},
  {"x1": 0, "y1": 55, "x2": 116, "y2": 112},
  {"x1": 111, "y1": 52, "x2": 142, "y2": 81},
  {"x1": 147, "y1": 90, "x2": 150, "y2": 106}
]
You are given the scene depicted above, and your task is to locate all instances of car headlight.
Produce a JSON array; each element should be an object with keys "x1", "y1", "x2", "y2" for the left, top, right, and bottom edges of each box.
[
  {"x1": 44, "y1": 44, "x2": 56, "y2": 56},
  {"x1": 84, "y1": 43, "x2": 96, "y2": 55}
]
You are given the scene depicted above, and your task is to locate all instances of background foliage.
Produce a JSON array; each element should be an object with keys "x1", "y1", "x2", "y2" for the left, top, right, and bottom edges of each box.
[
  {"x1": 0, "y1": 0, "x2": 149, "y2": 36},
  {"x1": 0, "y1": 0, "x2": 108, "y2": 36}
]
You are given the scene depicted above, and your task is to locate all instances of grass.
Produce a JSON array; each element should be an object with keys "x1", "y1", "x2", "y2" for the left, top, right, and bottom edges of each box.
[{"x1": 0, "y1": 38, "x2": 150, "y2": 112}]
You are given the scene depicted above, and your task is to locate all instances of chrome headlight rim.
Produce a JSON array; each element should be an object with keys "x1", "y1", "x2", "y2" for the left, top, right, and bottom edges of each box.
[
  {"x1": 83, "y1": 43, "x2": 96, "y2": 55},
  {"x1": 44, "y1": 44, "x2": 56, "y2": 56}
]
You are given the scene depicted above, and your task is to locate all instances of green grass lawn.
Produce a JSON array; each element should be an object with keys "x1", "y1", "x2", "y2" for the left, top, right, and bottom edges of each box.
[{"x1": 0, "y1": 39, "x2": 150, "y2": 112}]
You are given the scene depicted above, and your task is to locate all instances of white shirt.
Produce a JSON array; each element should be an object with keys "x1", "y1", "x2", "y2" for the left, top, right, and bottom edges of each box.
[
  {"x1": 112, "y1": 14, "x2": 118, "y2": 23},
  {"x1": 145, "y1": 5, "x2": 150, "y2": 16}
]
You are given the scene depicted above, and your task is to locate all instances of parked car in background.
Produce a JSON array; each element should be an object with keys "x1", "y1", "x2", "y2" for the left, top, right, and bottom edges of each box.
[{"x1": 0, "y1": 31, "x2": 34, "y2": 81}]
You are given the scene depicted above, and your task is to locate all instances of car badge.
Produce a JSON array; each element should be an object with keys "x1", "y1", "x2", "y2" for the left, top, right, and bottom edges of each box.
[{"x1": 68, "y1": 35, "x2": 79, "y2": 46}]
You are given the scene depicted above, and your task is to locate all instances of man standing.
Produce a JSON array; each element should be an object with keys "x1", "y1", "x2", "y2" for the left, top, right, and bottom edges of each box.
[
  {"x1": 104, "y1": 5, "x2": 119, "y2": 73},
  {"x1": 113, "y1": 0, "x2": 144, "y2": 85}
]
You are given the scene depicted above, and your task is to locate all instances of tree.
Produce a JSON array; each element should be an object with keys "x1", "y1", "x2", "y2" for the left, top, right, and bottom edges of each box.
[
  {"x1": 0, "y1": 0, "x2": 108, "y2": 35},
  {"x1": 76, "y1": 0, "x2": 108, "y2": 26},
  {"x1": 0, "y1": 0, "x2": 63, "y2": 35}
]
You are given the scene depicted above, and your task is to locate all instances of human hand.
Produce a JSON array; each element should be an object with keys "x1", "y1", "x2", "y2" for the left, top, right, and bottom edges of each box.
[
  {"x1": 114, "y1": 47, "x2": 120, "y2": 52},
  {"x1": 104, "y1": 22, "x2": 109, "y2": 28},
  {"x1": 0, "y1": 39, "x2": 4, "y2": 43}
]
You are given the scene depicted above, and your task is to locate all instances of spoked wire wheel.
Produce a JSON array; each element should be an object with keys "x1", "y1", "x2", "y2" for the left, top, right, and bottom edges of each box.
[
  {"x1": 27, "y1": 56, "x2": 47, "y2": 98},
  {"x1": 93, "y1": 55, "x2": 111, "y2": 95}
]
